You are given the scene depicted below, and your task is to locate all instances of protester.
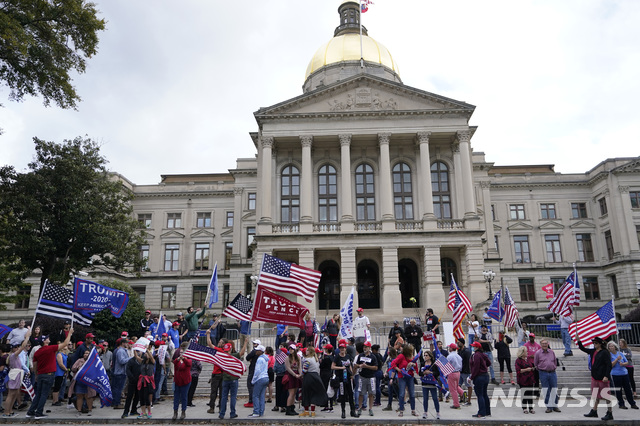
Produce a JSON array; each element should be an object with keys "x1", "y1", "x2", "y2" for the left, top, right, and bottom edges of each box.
[
  {"x1": 172, "y1": 343, "x2": 192, "y2": 421},
  {"x1": 515, "y1": 346, "x2": 535, "y2": 414},
  {"x1": 302, "y1": 313, "x2": 316, "y2": 348},
  {"x1": 204, "y1": 330, "x2": 223, "y2": 414},
  {"x1": 319, "y1": 344, "x2": 335, "y2": 412},
  {"x1": 446, "y1": 343, "x2": 465, "y2": 409},
  {"x1": 419, "y1": 350, "x2": 440, "y2": 420},
  {"x1": 51, "y1": 346, "x2": 69, "y2": 406},
  {"x1": 388, "y1": 320, "x2": 405, "y2": 347},
  {"x1": 390, "y1": 344, "x2": 417, "y2": 417},
  {"x1": 524, "y1": 333, "x2": 541, "y2": 387},
  {"x1": 332, "y1": 341, "x2": 357, "y2": 418},
  {"x1": 187, "y1": 358, "x2": 201, "y2": 407},
  {"x1": 467, "y1": 314, "x2": 480, "y2": 346},
  {"x1": 140, "y1": 310, "x2": 153, "y2": 337},
  {"x1": 7, "y1": 320, "x2": 28, "y2": 346},
  {"x1": 244, "y1": 339, "x2": 260, "y2": 408},
  {"x1": 559, "y1": 314, "x2": 574, "y2": 356},
  {"x1": 249, "y1": 345, "x2": 269, "y2": 418},
  {"x1": 495, "y1": 332, "x2": 514, "y2": 384},
  {"x1": 153, "y1": 340, "x2": 170, "y2": 404},
  {"x1": 404, "y1": 319, "x2": 422, "y2": 351},
  {"x1": 71, "y1": 350, "x2": 95, "y2": 416},
  {"x1": 469, "y1": 341, "x2": 491, "y2": 419},
  {"x1": 121, "y1": 350, "x2": 142, "y2": 419},
  {"x1": 579, "y1": 336, "x2": 613, "y2": 421},
  {"x1": 425, "y1": 308, "x2": 440, "y2": 338},
  {"x1": 273, "y1": 344, "x2": 288, "y2": 413},
  {"x1": 516, "y1": 322, "x2": 529, "y2": 347},
  {"x1": 477, "y1": 325, "x2": 497, "y2": 385},
  {"x1": 619, "y1": 339, "x2": 636, "y2": 397},
  {"x1": 138, "y1": 344, "x2": 156, "y2": 419},
  {"x1": 239, "y1": 320, "x2": 252, "y2": 357},
  {"x1": 482, "y1": 307, "x2": 493, "y2": 332},
  {"x1": 265, "y1": 346, "x2": 275, "y2": 404},
  {"x1": 382, "y1": 347, "x2": 398, "y2": 411},
  {"x1": 27, "y1": 328, "x2": 73, "y2": 420},
  {"x1": 457, "y1": 338, "x2": 473, "y2": 406},
  {"x1": 29, "y1": 326, "x2": 43, "y2": 348},
  {"x1": 608, "y1": 341, "x2": 638, "y2": 410},
  {"x1": 354, "y1": 341, "x2": 378, "y2": 416},
  {"x1": 3, "y1": 328, "x2": 31, "y2": 417},
  {"x1": 99, "y1": 341, "x2": 113, "y2": 381},
  {"x1": 218, "y1": 342, "x2": 240, "y2": 419},
  {"x1": 534, "y1": 339, "x2": 560, "y2": 413},
  {"x1": 284, "y1": 343, "x2": 302, "y2": 416},
  {"x1": 371, "y1": 344, "x2": 384, "y2": 406},
  {"x1": 353, "y1": 308, "x2": 371, "y2": 344},
  {"x1": 184, "y1": 306, "x2": 206, "y2": 341},
  {"x1": 168, "y1": 322, "x2": 181, "y2": 350},
  {"x1": 111, "y1": 338, "x2": 131, "y2": 409},
  {"x1": 326, "y1": 314, "x2": 340, "y2": 349}
]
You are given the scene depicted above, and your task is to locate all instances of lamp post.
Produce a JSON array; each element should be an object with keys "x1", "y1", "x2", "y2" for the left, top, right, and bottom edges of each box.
[{"x1": 483, "y1": 270, "x2": 496, "y2": 300}]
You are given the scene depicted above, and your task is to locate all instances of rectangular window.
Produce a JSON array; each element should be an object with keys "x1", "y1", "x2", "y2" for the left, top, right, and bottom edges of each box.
[
  {"x1": 637, "y1": 225, "x2": 640, "y2": 246},
  {"x1": 192, "y1": 285, "x2": 208, "y2": 308},
  {"x1": 138, "y1": 213, "x2": 152, "y2": 229},
  {"x1": 194, "y1": 243, "x2": 210, "y2": 270},
  {"x1": 519, "y1": 278, "x2": 536, "y2": 302},
  {"x1": 196, "y1": 212, "x2": 211, "y2": 228},
  {"x1": 131, "y1": 286, "x2": 146, "y2": 304},
  {"x1": 576, "y1": 234, "x2": 594, "y2": 262},
  {"x1": 167, "y1": 213, "x2": 181, "y2": 228},
  {"x1": 224, "y1": 242, "x2": 233, "y2": 269},
  {"x1": 513, "y1": 235, "x2": 531, "y2": 263},
  {"x1": 223, "y1": 283, "x2": 230, "y2": 307},
  {"x1": 598, "y1": 197, "x2": 608, "y2": 216},
  {"x1": 226, "y1": 211, "x2": 234, "y2": 227},
  {"x1": 583, "y1": 276, "x2": 600, "y2": 300},
  {"x1": 571, "y1": 202, "x2": 588, "y2": 219},
  {"x1": 494, "y1": 235, "x2": 500, "y2": 254},
  {"x1": 540, "y1": 203, "x2": 556, "y2": 220},
  {"x1": 139, "y1": 244, "x2": 150, "y2": 271},
  {"x1": 604, "y1": 230, "x2": 614, "y2": 260},
  {"x1": 491, "y1": 205, "x2": 496, "y2": 221},
  {"x1": 164, "y1": 244, "x2": 180, "y2": 271},
  {"x1": 544, "y1": 234, "x2": 562, "y2": 263},
  {"x1": 247, "y1": 227, "x2": 255, "y2": 258},
  {"x1": 509, "y1": 204, "x2": 526, "y2": 220},
  {"x1": 245, "y1": 275, "x2": 254, "y2": 299},
  {"x1": 161, "y1": 285, "x2": 177, "y2": 309},
  {"x1": 610, "y1": 275, "x2": 619, "y2": 299},
  {"x1": 14, "y1": 287, "x2": 30, "y2": 309},
  {"x1": 248, "y1": 192, "x2": 256, "y2": 210},
  {"x1": 550, "y1": 277, "x2": 565, "y2": 294},
  {"x1": 630, "y1": 191, "x2": 640, "y2": 209}
]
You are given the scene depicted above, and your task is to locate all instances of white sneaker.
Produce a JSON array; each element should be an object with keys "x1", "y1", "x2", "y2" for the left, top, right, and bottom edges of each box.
[
  {"x1": 436, "y1": 413, "x2": 440, "y2": 419},
  {"x1": 422, "y1": 412, "x2": 427, "y2": 419},
  {"x1": 67, "y1": 404, "x2": 75, "y2": 409}
]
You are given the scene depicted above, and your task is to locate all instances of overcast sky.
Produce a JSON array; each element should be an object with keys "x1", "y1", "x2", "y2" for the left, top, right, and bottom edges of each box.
[{"x1": 1, "y1": 0, "x2": 639, "y2": 184}]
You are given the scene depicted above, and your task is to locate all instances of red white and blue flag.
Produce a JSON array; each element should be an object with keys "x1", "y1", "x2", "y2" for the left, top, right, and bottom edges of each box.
[
  {"x1": 222, "y1": 293, "x2": 253, "y2": 322},
  {"x1": 183, "y1": 341, "x2": 246, "y2": 378},
  {"x1": 568, "y1": 300, "x2": 616, "y2": 344},
  {"x1": 21, "y1": 374, "x2": 35, "y2": 399},
  {"x1": 503, "y1": 287, "x2": 519, "y2": 328},
  {"x1": 360, "y1": 0, "x2": 373, "y2": 13},
  {"x1": 257, "y1": 254, "x2": 321, "y2": 303},
  {"x1": 547, "y1": 271, "x2": 580, "y2": 317},
  {"x1": 0, "y1": 323, "x2": 11, "y2": 339},
  {"x1": 448, "y1": 275, "x2": 472, "y2": 340}
]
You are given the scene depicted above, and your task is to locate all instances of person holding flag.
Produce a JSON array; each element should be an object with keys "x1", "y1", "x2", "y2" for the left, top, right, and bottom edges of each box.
[
  {"x1": 390, "y1": 345, "x2": 417, "y2": 417},
  {"x1": 3, "y1": 327, "x2": 31, "y2": 418},
  {"x1": 418, "y1": 350, "x2": 441, "y2": 420}
]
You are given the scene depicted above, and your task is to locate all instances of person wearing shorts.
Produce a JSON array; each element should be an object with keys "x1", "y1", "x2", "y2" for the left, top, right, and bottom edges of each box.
[
  {"x1": 354, "y1": 342, "x2": 378, "y2": 416},
  {"x1": 579, "y1": 336, "x2": 613, "y2": 421}
]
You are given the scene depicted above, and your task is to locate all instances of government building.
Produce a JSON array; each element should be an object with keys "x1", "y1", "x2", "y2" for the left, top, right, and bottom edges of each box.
[{"x1": 8, "y1": 1, "x2": 640, "y2": 325}]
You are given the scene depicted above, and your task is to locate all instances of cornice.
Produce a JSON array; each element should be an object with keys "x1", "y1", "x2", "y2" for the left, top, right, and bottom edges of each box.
[
  {"x1": 255, "y1": 108, "x2": 473, "y2": 122},
  {"x1": 134, "y1": 191, "x2": 234, "y2": 198},
  {"x1": 487, "y1": 181, "x2": 591, "y2": 190}
]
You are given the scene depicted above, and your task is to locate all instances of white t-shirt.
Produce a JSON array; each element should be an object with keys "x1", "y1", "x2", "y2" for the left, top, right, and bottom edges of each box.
[{"x1": 352, "y1": 315, "x2": 370, "y2": 338}]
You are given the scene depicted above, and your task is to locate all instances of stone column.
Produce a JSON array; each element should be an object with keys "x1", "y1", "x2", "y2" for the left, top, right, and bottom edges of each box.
[
  {"x1": 339, "y1": 134, "x2": 354, "y2": 223},
  {"x1": 381, "y1": 247, "x2": 402, "y2": 314},
  {"x1": 298, "y1": 248, "x2": 316, "y2": 313},
  {"x1": 340, "y1": 247, "x2": 358, "y2": 310},
  {"x1": 456, "y1": 130, "x2": 476, "y2": 217},
  {"x1": 300, "y1": 136, "x2": 313, "y2": 228},
  {"x1": 423, "y1": 245, "x2": 445, "y2": 318},
  {"x1": 259, "y1": 136, "x2": 274, "y2": 225},
  {"x1": 231, "y1": 187, "x2": 244, "y2": 263},
  {"x1": 416, "y1": 132, "x2": 436, "y2": 228},
  {"x1": 463, "y1": 244, "x2": 487, "y2": 307},
  {"x1": 378, "y1": 133, "x2": 395, "y2": 230},
  {"x1": 480, "y1": 181, "x2": 499, "y2": 258}
]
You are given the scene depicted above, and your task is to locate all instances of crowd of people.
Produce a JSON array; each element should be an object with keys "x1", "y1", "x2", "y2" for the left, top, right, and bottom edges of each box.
[{"x1": 0, "y1": 305, "x2": 637, "y2": 421}]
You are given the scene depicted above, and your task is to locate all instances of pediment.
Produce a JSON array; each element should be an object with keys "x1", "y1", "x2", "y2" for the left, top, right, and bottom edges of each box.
[
  {"x1": 539, "y1": 221, "x2": 564, "y2": 230},
  {"x1": 506, "y1": 222, "x2": 534, "y2": 231},
  {"x1": 190, "y1": 229, "x2": 215, "y2": 239},
  {"x1": 493, "y1": 224, "x2": 502, "y2": 232},
  {"x1": 569, "y1": 220, "x2": 597, "y2": 229},
  {"x1": 220, "y1": 228, "x2": 234, "y2": 237},
  {"x1": 242, "y1": 211, "x2": 256, "y2": 221},
  {"x1": 160, "y1": 230, "x2": 185, "y2": 239},
  {"x1": 613, "y1": 158, "x2": 640, "y2": 174},
  {"x1": 255, "y1": 74, "x2": 474, "y2": 118}
]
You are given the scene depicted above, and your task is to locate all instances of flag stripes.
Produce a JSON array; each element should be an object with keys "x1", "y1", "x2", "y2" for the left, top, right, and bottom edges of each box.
[
  {"x1": 183, "y1": 341, "x2": 246, "y2": 378},
  {"x1": 547, "y1": 271, "x2": 580, "y2": 317},
  {"x1": 568, "y1": 300, "x2": 616, "y2": 344},
  {"x1": 222, "y1": 293, "x2": 253, "y2": 322},
  {"x1": 35, "y1": 280, "x2": 93, "y2": 326},
  {"x1": 257, "y1": 254, "x2": 321, "y2": 303}
]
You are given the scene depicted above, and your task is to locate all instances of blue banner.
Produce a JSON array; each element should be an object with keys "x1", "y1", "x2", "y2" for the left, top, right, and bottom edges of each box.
[
  {"x1": 73, "y1": 278, "x2": 129, "y2": 318},
  {"x1": 0, "y1": 323, "x2": 11, "y2": 339},
  {"x1": 487, "y1": 290, "x2": 504, "y2": 321},
  {"x1": 75, "y1": 348, "x2": 112, "y2": 406}
]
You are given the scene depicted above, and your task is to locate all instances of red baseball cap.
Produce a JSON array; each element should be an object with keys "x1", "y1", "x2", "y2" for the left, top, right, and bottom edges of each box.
[
  {"x1": 356, "y1": 308, "x2": 364, "y2": 312},
  {"x1": 529, "y1": 333, "x2": 536, "y2": 338},
  {"x1": 223, "y1": 343, "x2": 233, "y2": 352},
  {"x1": 85, "y1": 333, "x2": 95, "y2": 338},
  {"x1": 121, "y1": 331, "x2": 128, "y2": 337},
  {"x1": 448, "y1": 343, "x2": 458, "y2": 350},
  {"x1": 324, "y1": 344, "x2": 333, "y2": 351},
  {"x1": 162, "y1": 333, "x2": 168, "y2": 337},
  {"x1": 172, "y1": 322, "x2": 179, "y2": 327},
  {"x1": 364, "y1": 341, "x2": 372, "y2": 347},
  {"x1": 339, "y1": 343, "x2": 346, "y2": 348},
  {"x1": 470, "y1": 342, "x2": 482, "y2": 349}
]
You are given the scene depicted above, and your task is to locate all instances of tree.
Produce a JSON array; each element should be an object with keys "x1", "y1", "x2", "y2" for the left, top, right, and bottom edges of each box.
[
  {"x1": 90, "y1": 279, "x2": 146, "y2": 345},
  {"x1": 0, "y1": 0, "x2": 105, "y2": 109},
  {"x1": 0, "y1": 136, "x2": 146, "y2": 306}
]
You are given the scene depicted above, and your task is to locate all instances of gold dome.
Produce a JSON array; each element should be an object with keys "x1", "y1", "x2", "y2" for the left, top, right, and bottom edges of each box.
[{"x1": 305, "y1": 33, "x2": 400, "y2": 80}]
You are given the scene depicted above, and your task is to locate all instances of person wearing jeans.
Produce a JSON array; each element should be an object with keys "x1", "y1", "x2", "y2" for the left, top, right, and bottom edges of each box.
[
  {"x1": 533, "y1": 339, "x2": 560, "y2": 413},
  {"x1": 559, "y1": 314, "x2": 573, "y2": 356},
  {"x1": 390, "y1": 345, "x2": 417, "y2": 417},
  {"x1": 171, "y1": 352, "x2": 192, "y2": 420},
  {"x1": 111, "y1": 339, "x2": 131, "y2": 408},
  {"x1": 249, "y1": 345, "x2": 269, "y2": 417},
  {"x1": 218, "y1": 343, "x2": 240, "y2": 420},
  {"x1": 470, "y1": 342, "x2": 491, "y2": 418}
]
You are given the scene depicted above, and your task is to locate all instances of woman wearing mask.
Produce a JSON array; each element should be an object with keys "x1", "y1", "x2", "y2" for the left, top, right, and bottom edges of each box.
[
  {"x1": 469, "y1": 342, "x2": 491, "y2": 419},
  {"x1": 390, "y1": 344, "x2": 417, "y2": 417}
]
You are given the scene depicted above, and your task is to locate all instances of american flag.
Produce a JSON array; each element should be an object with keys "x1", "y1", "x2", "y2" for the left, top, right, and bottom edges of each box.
[
  {"x1": 21, "y1": 374, "x2": 35, "y2": 399},
  {"x1": 547, "y1": 271, "x2": 580, "y2": 317},
  {"x1": 222, "y1": 293, "x2": 253, "y2": 322},
  {"x1": 433, "y1": 338, "x2": 454, "y2": 378},
  {"x1": 361, "y1": 0, "x2": 373, "y2": 13},
  {"x1": 183, "y1": 341, "x2": 246, "y2": 378},
  {"x1": 568, "y1": 300, "x2": 616, "y2": 344},
  {"x1": 257, "y1": 254, "x2": 321, "y2": 303},
  {"x1": 275, "y1": 348, "x2": 288, "y2": 365},
  {"x1": 35, "y1": 280, "x2": 93, "y2": 326},
  {"x1": 448, "y1": 276, "x2": 472, "y2": 340},
  {"x1": 503, "y1": 287, "x2": 519, "y2": 328}
]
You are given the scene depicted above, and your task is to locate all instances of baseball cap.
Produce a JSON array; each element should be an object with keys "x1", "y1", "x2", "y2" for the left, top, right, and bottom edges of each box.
[
  {"x1": 339, "y1": 339, "x2": 347, "y2": 346},
  {"x1": 529, "y1": 333, "x2": 536, "y2": 338},
  {"x1": 172, "y1": 321, "x2": 179, "y2": 327},
  {"x1": 256, "y1": 345, "x2": 265, "y2": 352},
  {"x1": 252, "y1": 339, "x2": 261, "y2": 345},
  {"x1": 339, "y1": 343, "x2": 346, "y2": 348},
  {"x1": 364, "y1": 341, "x2": 372, "y2": 347},
  {"x1": 470, "y1": 342, "x2": 482, "y2": 349},
  {"x1": 76, "y1": 341, "x2": 84, "y2": 347},
  {"x1": 145, "y1": 310, "x2": 151, "y2": 314},
  {"x1": 223, "y1": 343, "x2": 233, "y2": 351},
  {"x1": 356, "y1": 308, "x2": 364, "y2": 312},
  {"x1": 448, "y1": 343, "x2": 458, "y2": 350},
  {"x1": 116, "y1": 338, "x2": 122, "y2": 345},
  {"x1": 162, "y1": 333, "x2": 168, "y2": 337},
  {"x1": 289, "y1": 344, "x2": 297, "y2": 350},
  {"x1": 121, "y1": 331, "x2": 129, "y2": 337},
  {"x1": 324, "y1": 344, "x2": 333, "y2": 351},
  {"x1": 85, "y1": 333, "x2": 95, "y2": 338},
  {"x1": 177, "y1": 312, "x2": 183, "y2": 316},
  {"x1": 154, "y1": 340, "x2": 162, "y2": 347},
  {"x1": 212, "y1": 313, "x2": 218, "y2": 317}
]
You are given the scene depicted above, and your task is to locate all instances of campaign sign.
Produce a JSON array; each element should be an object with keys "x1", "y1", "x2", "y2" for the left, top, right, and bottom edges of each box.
[
  {"x1": 75, "y1": 348, "x2": 113, "y2": 406},
  {"x1": 133, "y1": 337, "x2": 151, "y2": 352},
  {"x1": 542, "y1": 283, "x2": 554, "y2": 300},
  {"x1": 251, "y1": 285, "x2": 309, "y2": 328},
  {"x1": 73, "y1": 278, "x2": 129, "y2": 318}
]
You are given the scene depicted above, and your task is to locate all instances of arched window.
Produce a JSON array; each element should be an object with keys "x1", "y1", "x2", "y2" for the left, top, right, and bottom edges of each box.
[
  {"x1": 431, "y1": 162, "x2": 451, "y2": 219},
  {"x1": 357, "y1": 260, "x2": 380, "y2": 309},
  {"x1": 281, "y1": 165, "x2": 300, "y2": 223},
  {"x1": 399, "y1": 258, "x2": 419, "y2": 308},
  {"x1": 393, "y1": 162, "x2": 413, "y2": 220},
  {"x1": 355, "y1": 164, "x2": 375, "y2": 221},
  {"x1": 318, "y1": 260, "x2": 340, "y2": 310},
  {"x1": 318, "y1": 164, "x2": 338, "y2": 222},
  {"x1": 441, "y1": 257, "x2": 457, "y2": 287}
]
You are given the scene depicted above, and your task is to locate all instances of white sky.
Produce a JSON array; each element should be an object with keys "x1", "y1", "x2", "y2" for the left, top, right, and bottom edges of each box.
[{"x1": 1, "y1": 0, "x2": 639, "y2": 184}]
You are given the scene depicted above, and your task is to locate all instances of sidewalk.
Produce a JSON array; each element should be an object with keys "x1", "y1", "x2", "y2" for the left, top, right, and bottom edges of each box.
[{"x1": 2, "y1": 393, "x2": 640, "y2": 425}]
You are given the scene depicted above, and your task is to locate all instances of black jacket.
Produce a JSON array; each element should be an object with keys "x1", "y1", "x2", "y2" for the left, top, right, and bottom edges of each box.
[{"x1": 578, "y1": 342, "x2": 611, "y2": 381}]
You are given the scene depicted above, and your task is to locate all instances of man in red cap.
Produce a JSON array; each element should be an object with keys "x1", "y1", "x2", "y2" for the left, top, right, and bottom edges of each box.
[
  {"x1": 352, "y1": 308, "x2": 370, "y2": 344},
  {"x1": 446, "y1": 343, "x2": 465, "y2": 409},
  {"x1": 354, "y1": 341, "x2": 378, "y2": 416}
]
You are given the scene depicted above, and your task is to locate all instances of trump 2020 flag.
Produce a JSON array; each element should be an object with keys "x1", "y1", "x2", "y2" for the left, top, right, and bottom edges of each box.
[
  {"x1": 75, "y1": 348, "x2": 112, "y2": 406},
  {"x1": 257, "y1": 254, "x2": 321, "y2": 303},
  {"x1": 487, "y1": 290, "x2": 504, "y2": 322},
  {"x1": 207, "y1": 263, "x2": 219, "y2": 308},
  {"x1": 251, "y1": 285, "x2": 309, "y2": 328},
  {"x1": 73, "y1": 278, "x2": 129, "y2": 318},
  {"x1": 340, "y1": 287, "x2": 354, "y2": 339}
]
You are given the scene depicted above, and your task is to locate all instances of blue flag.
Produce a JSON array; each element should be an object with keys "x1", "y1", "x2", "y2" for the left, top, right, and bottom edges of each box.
[
  {"x1": 487, "y1": 289, "x2": 504, "y2": 322},
  {"x1": 207, "y1": 262, "x2": 219, "y2": 308},
  {"x1": 75, "y1": 348, "x2": 112, "y2": 406},
  {"x1": 73, "y1": 278, "x2": 129, "y2": 318},
  {"x1": 154, "y1": 311, "x2": 168, "y2": 339},
  {"x1": 0, "y1": 324, "x2": 11, "y2": 339}
]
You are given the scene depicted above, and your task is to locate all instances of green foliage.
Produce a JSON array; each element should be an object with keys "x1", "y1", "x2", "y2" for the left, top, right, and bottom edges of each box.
[
  {"x1": 623, "y1": 305, "x2": 640, "y2": 322},
  {"x1": 0, "y1": 136, "x2": 146, "y2": 304},
  {"x1": 90, "y1": 279, "x2": 145, "y2": 345},
  {"x1": 0, "y1": 0, "x2": 106, "y2": 108}
]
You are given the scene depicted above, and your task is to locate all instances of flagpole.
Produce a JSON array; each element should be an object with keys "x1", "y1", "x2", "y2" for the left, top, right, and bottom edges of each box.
[
  {"x1": 572, "y1": 264, "x2": 581, "y2": 342},
  {"x1": 612, "y1": 295, "x2": 618, "y2": 344},
  {"x1": 450, "y1": 274, "x2": 478, "y2": 338},
  {"x1": 359, "y1": 0, "x2": 364, "y2": 69}
]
